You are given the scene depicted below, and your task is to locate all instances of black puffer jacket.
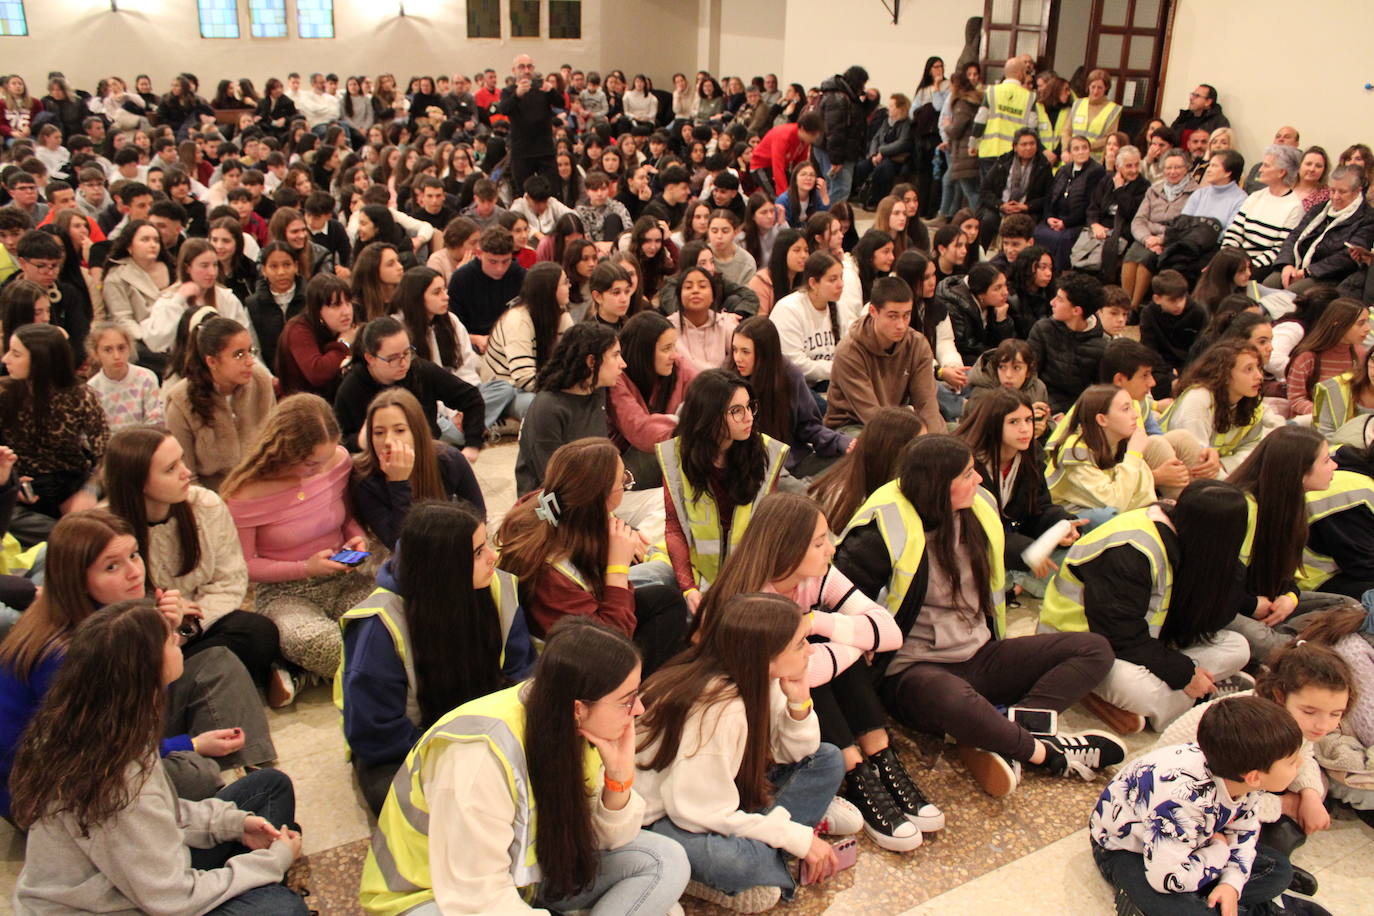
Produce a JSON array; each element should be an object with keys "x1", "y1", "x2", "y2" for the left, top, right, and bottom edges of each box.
[
  {"x1": 819, "y1": 72, "x2": 869, "y2": 165},
  {"x1": 1044, "y1": 158, "x2": 1107, "y2": 228},
  {"x1": 1026, "y1": 315, "x2": 1108, "y2": 413},
  {"x1": 977, "y1": 149, "x2": 1054, "y2": 224},
  {"x1": 1271, "y1": 198, "x2": 1374, "y2": 284},
  {"x1": 934, "y1": 275, "x2": 1017, "y2": 366},
  {"x1": 244, "y1": 276, "x2": 306, "y2": 374}
]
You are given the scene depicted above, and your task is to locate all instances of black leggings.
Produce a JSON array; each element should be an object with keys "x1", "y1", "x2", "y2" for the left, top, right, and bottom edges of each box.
[
  {"x1": 184, "y1": 610, "x2": 282, "y2": 690},
  {"x1": 632, "y1": 583, "x2": 690, "y2": 676},
  {"x1": 812, "y1": 658, "x2": 887, "y2": 751}
]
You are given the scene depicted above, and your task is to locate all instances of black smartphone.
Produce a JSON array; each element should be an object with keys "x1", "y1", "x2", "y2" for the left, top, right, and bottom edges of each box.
[
  {"x1": 329, "y1": 549, "x2": 370, "y2": 566},
  {"x1": 176, "y1": 616, "x2": 203, "y2": 639}
]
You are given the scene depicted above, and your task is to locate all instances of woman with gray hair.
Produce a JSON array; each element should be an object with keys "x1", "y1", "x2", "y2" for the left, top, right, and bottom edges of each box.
[
  {"x1": 1219, "y1": 143, "x2": 1305, "y2": 272},
  {"x1": 1120, "y1": 148, "x2": 1197, "y2": 307}
]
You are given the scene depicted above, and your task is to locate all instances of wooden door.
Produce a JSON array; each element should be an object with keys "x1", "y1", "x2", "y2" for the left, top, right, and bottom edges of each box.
[
  {"x1": 1086, "y1": 0, "x2": 1175, "y2": 129},
  {"x1": 981, "y1": 0, "x2": 1054, "y2": 83}
]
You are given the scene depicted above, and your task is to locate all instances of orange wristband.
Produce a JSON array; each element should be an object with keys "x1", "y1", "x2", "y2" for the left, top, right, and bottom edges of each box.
[{"x1": 604, "y1": 772, "x2": 634, "y2": 793}]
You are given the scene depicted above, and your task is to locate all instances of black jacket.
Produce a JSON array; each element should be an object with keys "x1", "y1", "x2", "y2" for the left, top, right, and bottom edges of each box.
[
  {"x1": 1139, "y1": 299, "x2": 1205, "y2": 372},
  {"x1": 974, "y1": 452, "x2": 1074, "y2": 567},
  {"x1": 496, "y1": 85, "x2": 563, "y2": 160},
  {"x1": 977, "y1": 150, "x2": 1053, "y2": 224},
  {"x1": 1306, "y1": 446, "x2": 1374, "y2": 587},
  {"x1": 256, "y1": 95, "x2": 298, "y2": 134},
  {"x1": 1044, "y1": 159, "x2": 1107, "y2": 228},
  {"x1": 834, "y1": 500, "x2": 1016, "y2": 678},
  {"x1": 819, "y1": 74, "x2": 869, "y2": 165},
  {"x1": 1169, "y1": 104, "x2": 1229, "y2": 141},
  {"x1": 1086, "y1": 174, "x2": 1150, "y2": 243},
  {"x1": 334, "y1": 357, "x2": 485, "y2": 452},
  {"x1": 867, "y1": 117, "x2": 913, "y2": 162},
  {"x1": 1026, "y1": 316, "x2": 1108, "y2": 414},
  {"x1": 1271, "y1": 198, "x2": 1374, "y2": 284},
  {"x1": 244, "y1": 276, "x2": 306, "y2": 374},
  {"x1": 933, "y1": 275, "x2": 1017, "y2": 366}
]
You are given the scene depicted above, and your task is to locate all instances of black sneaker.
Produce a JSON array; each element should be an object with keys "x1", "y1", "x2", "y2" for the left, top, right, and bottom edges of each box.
[
  {"x1": 841, "y1": 760, "x2": 923, "y2": 851},
  {"x1": 1039, "y1": 730, "x2": 1128, "y2": 780},
  {"x1": 1278, "y1": 894, "x2": 1333, "y2": 915},
  {"x1": 871, "y1": 746, "x2": 945, "y2": 832},
  {"x1": 1211, "y1": 671, "x2": 1256, "y2": 698},
  {"x1": 1113, "y1": 887, "x2": 1146, "y2": 916}
]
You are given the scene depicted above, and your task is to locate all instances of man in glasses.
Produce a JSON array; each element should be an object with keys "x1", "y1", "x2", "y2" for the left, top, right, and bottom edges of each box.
[
  {"x1": 2, "y1": 230, "x2": 90, "y2": 365},
  {"x1": 1169, "y1": 84, "x2": 1229, "y2": 151},
  {"x1": 333, "y1": 317, "x2": 485, "y2": 466}
]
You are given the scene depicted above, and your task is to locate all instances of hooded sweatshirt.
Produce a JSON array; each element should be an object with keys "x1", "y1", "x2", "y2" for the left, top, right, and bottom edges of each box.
[{"x1": 823, "y1": 313, "x2": 942, "y2": 433}]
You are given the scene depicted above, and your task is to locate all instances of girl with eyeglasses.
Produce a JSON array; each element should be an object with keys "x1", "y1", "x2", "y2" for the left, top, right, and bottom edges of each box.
[
  {"x1": 658, "y1": 369, "x2": 789, "y2": 614},
  {"x1": 163, "y1": 316, "x2": 276, "y2": 493},
  {"x1": 338, "y1": 501, "x2": 533, "y2": 815},
  {"x1": 499, "y1": 438, "x2": 689, "y2": 676}
]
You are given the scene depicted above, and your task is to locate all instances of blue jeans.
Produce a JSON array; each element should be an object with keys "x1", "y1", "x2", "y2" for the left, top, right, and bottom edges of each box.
[
  {"x1": 941, "y1": 174, "x2": 981, "y2": 216},
  {"x1": 647, "y1": 743, "x2": 844, "y2": 899},
  {"x1": 812, "y1": 146, "x2": 855, "y2": 204},
  {"x1": 438, "y1": 379, "x2": 521, "y2": 446},
  {"x1": 1075, "y1": 506, "x2": 1119, "y2": 533},
  {"x1": 193, "y1": 769, "x2": 308, "y2": 916},
  {"x1": 937, "y1": 383, "x2": 967, "y2": 422},
  {"x1": 407, "y1": 830, "x2": 689, "y2": 916},
  {"x1": 1091, "y1": 841, "x2": 1292, "y2": 916},
  {"x1": 510, "y1": 389, "x2": 537, "y2": 420}
]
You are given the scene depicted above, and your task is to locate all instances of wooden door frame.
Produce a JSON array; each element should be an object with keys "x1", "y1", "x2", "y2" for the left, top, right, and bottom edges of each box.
[{"x1": 1083, "y1": 0, "x2": 1176, "y2": 120}]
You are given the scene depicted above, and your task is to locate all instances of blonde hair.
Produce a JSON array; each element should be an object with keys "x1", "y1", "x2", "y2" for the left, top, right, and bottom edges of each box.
[
  {"x1": 220, "y1": 393, "x2": 340, "y2": 497},
  {"x1": 85, "y1": 320, "x2": 135, "y2": 356}
]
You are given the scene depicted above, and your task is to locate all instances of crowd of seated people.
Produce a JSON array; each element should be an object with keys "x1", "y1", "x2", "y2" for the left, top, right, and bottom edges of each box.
[{"x1": 0, "y1": 49, "x2": 1371, "y2": 915}]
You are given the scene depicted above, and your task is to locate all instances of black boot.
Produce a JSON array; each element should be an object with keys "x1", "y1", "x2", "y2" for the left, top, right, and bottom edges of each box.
[
  {"x1": 841, "y1": 760, "x2": 923, "y2": 852},
  {"x1": 871, "y1": 746, "x2": 945, "y2": 832}
]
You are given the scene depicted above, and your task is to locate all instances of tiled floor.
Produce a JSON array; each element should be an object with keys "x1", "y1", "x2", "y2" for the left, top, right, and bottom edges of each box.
[{"x1": 1, "y1": 443, "x2": 1372, "y2": 915}]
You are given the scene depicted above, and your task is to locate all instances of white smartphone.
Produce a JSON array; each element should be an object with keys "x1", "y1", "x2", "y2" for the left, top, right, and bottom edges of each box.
[{"x1": 1008, "y1": 706, "x2": 1058, "y2": 736}]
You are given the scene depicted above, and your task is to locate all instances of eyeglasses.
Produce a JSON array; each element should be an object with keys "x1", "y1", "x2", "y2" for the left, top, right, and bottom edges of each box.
[
  {"x1": 376, "y1": 346, "x2": 417, "y2": 365},
  {"x1": 726, "y1": 400, "x2": 759, "y2": 422},
  {"x1": 594, "y1": 689, "x2": 641, "y2": 712},
  {"x1": 222, "y1": 349, "x2": 253, "y2": 362},
  {"x1": 21, "y1": 259, "x2": 61, "y2": 273},
  {"x1": 622, "y1": 467, "x2": 636, "y2": 491}
]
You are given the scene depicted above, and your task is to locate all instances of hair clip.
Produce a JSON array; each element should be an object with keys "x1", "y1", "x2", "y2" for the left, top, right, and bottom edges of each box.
[
  {"x1": 534, "y1": 490, "x2": 561, "y2": 527},
  {"x1": 1295, "y1": 639, "x2": 1307, "y2": 647},
  {"x1": 187, "y1": 305, "x2": 218, "y2": 334}
]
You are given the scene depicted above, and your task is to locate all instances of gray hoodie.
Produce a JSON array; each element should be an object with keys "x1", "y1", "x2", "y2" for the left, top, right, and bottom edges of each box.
[{"x1": 15, "y1": 761, "x2": 293, "y2": 915}]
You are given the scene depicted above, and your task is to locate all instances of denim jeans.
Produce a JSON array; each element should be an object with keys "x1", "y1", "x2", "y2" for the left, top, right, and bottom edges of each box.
[
  {"x1": 812, "y1": 146, "x2": 855, "y2": 204},
  {"x1": 407, "y1": 830, "x2": 689, "y2": 916},
  {"x1": 940, "y1": 174, "x2": 982, "y2": 216},
  {"x1": 193, "y1": 769, "x2": 308, "y2": 916},
  {"x1": 647, "y1": 743, "x2": 844, "y2": 899},
  {"x1": 510, "y1": 389, "x2": 537, "y2": 420},
  {"x1": 439, "y1": 379, "x2": 520, "y2": 446},
  {"x1": 1091, "y1": 841, "x2": 1292, "y2": 916}
]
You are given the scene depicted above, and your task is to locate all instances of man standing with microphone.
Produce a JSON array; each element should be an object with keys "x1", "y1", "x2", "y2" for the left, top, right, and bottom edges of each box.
[{"x1": 497, "y1": 54, "x2": 564, "y2": 191}]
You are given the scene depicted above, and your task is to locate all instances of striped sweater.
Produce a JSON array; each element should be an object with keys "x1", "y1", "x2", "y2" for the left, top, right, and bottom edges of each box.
[{"x1": 1220, "y1": 188, "x2": 1303, "y2": 270}]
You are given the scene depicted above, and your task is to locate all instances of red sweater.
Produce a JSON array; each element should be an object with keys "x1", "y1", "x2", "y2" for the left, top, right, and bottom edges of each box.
[
  {"x1": 277, "y1": 318, "x2": 350, "y2": 399},
  {"x1": 606, "y1": 361, "x2": 697, "y2": 454},
  {"x1": 529, "y1": 564, "x2": 637, "y2": 638},
  {"x1": 750, "y1": 123, "x2": 811, "y2": 194}
]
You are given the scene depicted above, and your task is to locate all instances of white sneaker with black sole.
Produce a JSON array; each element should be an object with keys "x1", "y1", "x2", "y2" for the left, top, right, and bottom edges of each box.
[
  {"x1": 1040, "y1": 730, "x2": 1128, "y2": 780},
  {"x1": 1210, "y1": 671, "x2": 1256, "y2": 698}
]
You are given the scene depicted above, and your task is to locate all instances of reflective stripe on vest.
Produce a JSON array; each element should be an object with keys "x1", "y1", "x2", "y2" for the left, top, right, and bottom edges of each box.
[
  {"x1": 1160, "y1": 388, "x2": 1264, "y2": 456},
  {"x1": 978, "y1": 82, "x2": 1036, "y2": 158},
  {"x1": 840, "y1": 480, "x2": 1006, "y2": 637},
  {"x1": 1044, "y1": 434, "x2": 1101, "y2": 491},
  {"x1": 359, "y1": 684, "x2": 601, "y2": 915},
  {"x1": 656, "y1": 434, "x2": 789, "y2": 587},
  {"x1": 1298, "y1": 470, "x2": 1374, "y2": 589},
  {"x1": 1041, "y1": 508, "x2": 1172, "y2": 634},
  {"x1": 1068, "y1": 98, "x2": 1122, "y2": 151},
  {"x1": 1313, "y1": 372, "x2": 1354, "y2": 439},
  {"x1": 336, "y1": 571, "x2": 523, "y2": 752}
]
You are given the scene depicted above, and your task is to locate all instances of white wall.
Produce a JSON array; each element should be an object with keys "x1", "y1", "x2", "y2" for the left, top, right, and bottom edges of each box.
[
  {"x1": 7, "y1": 0, "x2": 612, "y2": 91},
  {"x1": 717, "y1": 0, "x2": 785, "y2": 82},
  {"x1": 600, "y1": 0, "x2": 701, "y2": 83},
  {"x1": 1158, "y1": 1, "x2": 1374, "y2": 166},
  {"x1": 780, "y1": 0, "x2": 982, "y2": 97}
]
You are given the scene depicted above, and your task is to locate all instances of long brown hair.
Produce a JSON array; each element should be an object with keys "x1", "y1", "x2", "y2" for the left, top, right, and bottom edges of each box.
[
  {"x1": 900, "y1": 435, "x2": 991, "y2": 621},
  {"x1": 0, "y1": 510, "x2": 136, "y2": 681},
  {"x1": 175, "y1": 238, "x2": 220, "y2": 312},
  {"x1": 1050, "y1": 384, "x2": 1130, "y2": 470},
  {"x1": 695, "y1": 493, "x2": 822, "y2": 633},
  {"x1": 220, "y1": 393, "x2": 340, "y2": 497},
  {"x1": 733, "y1": 316, "x2": 792, "y2": 442},
  {"x1": 637, "y1": 593, "x2": 801, "y2": 811},
  {"x1": 352, "y1": 388, "x2": 446, "y2": 507},
  {"x1": 181, "y1": 316, "x2": 251, "y2": 426},
  {"x1": 525, "y1": 617, "x2": 640, "y2": 900},
  {"x1": 103, "y1": 427, "x2": 201, "y2": 580},
  {"x1": 1287, "y1": 297, "x2": 1366, "y2": 401},
  {"x1": 9, "y1": 600, "x2": 169, "y2": 834},
  {"x1": 352, "y1": 241, "x2": 400, "y2": 321},
  {"x1": 809, "y1": 406, "x2": 925, "y2": 530},
  {"x1": 267, "y1": 206, "x2": 315, "y2": 277},
  {"x1": 1176, "y1": 341, "x2": 1262, "y2": 435},
  {"x1": 497, "y1": 438, "x2": 619, "y2": 603},
  {"x1": 1226, "y1": 426, "x2": 1324, "y2": 600}
]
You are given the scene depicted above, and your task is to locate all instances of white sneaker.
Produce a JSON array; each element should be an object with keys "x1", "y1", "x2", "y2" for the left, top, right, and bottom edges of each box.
[{"x1": 816, "y1": 795, "x2": 863, "y2": 836}]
